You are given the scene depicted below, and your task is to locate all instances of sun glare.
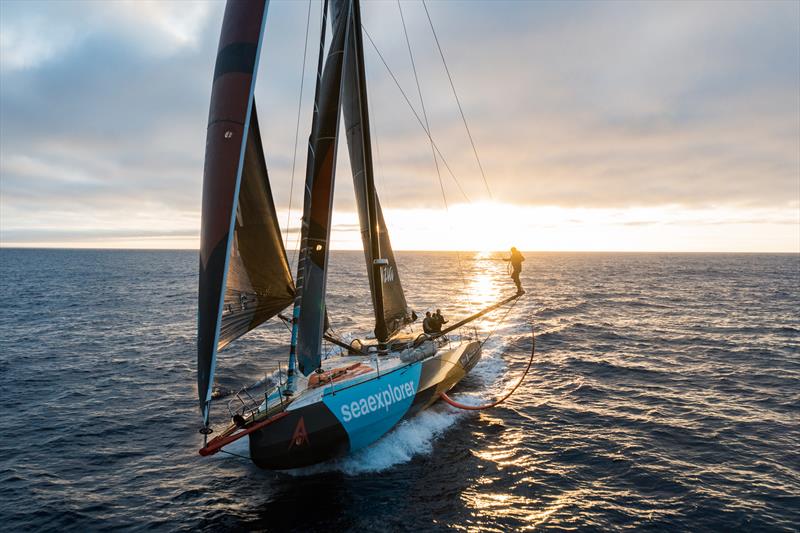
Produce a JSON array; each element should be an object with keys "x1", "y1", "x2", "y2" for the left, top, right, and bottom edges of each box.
[
  {"x1": 448, "y1": 202, "x2": 516, "y2": 253},
  {"x1": 4, "y1": 202, "x2": 797, "y2": 252}
]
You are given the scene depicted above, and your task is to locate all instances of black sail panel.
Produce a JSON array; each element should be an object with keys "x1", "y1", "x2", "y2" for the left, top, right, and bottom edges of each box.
[
  {"x1": 294, "y1": 0, "x2": 351, "y2": 376},
  {"x1": 219, "y1": 104, "x2": 295, "y2": 351},
  {"x1": 339, "y1": 0, "x2": 411, "y2": 341},
  {"x1": 199, "y1": 0, "x2": 281, "y2": 422},
  {"x1": 373, "y1": 197, "x2": 410, "y2": 336}
]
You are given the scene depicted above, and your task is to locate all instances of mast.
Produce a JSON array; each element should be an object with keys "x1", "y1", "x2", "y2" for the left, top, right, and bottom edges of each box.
[
  {"x1": 350, "y1": 0, "x2": 386, "y2": 342},
  {"x1": 339, "y1": 0, "x2": 412, "y2": 343},
  {"x1": 290, "y1": 0, "x2": 353, "y2": 379},
  {"x1": 286, "y1": 0, "x2": 329, "y2": 391}
]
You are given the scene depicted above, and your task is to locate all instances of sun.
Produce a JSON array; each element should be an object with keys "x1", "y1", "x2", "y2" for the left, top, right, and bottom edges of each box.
[{"x1": 447, "y1": 201, "x2": 520, "y2": 252}]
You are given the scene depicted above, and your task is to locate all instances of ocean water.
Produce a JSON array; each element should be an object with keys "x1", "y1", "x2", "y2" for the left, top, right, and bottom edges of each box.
[{"x1": 0, "y1": 249, "x2": 798, "y2": 531}]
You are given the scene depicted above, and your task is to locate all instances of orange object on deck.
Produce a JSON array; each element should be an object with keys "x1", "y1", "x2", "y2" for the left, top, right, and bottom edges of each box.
[{"x1": 308, "y1": 362, "x2": 373, "y2": 388}]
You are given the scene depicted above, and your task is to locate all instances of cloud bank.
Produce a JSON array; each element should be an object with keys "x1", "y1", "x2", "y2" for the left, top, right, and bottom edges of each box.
[{"x1": 0, "y1": 0, "x2": 798, "y2": 251}]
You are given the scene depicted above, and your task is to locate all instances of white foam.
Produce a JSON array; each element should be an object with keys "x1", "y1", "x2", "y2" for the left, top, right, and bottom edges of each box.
[
  {"x1": 470, "y1": 347, "x2": 508, "y2": 387},
  {"x1": 338, "y1": 406, "x2": 466, "y2": 474},
  {"x1": 283, "y1": 348, "x2": 514, "y2": 476},
  {"x1": 286, "y1": 404, "x2": 467, "y2": 476}
]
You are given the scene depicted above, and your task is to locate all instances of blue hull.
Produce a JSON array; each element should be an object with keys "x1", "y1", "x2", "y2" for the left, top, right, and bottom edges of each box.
[{"x1": 248, "y1": 341, "x2": 481, "y2": 469}]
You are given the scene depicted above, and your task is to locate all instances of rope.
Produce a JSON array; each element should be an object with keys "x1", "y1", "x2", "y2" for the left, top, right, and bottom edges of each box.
[
  {"x1": 440, "y1": 325, "x2": 534, "y2": 410},
  {"x1": 478, "y1": 290, "x2": 521, "y2": 349},
  {"x1": 286, "y1": 0, "x2": 313, "y2": 252},
  {"x1": 422, "y1": 0, "x2": 493, "y2": 200},
  {"x1": 361, "y1": 25, "x2": 471, "y2": 203},
  {"x1": 365, "y1": 60, "x2": 387, "y2": 194},
  {"x1": 397, "y1": 0, "x2": 438, "y2": 187},
  {"x1": 291, "y1": 0, "x2": 329, "y2": 268},
  {"x1": 395, "y1": 1, "x2": 469, "y2": 296},
  {"x1": 219, "y1": 449, "x2": 251, "y2": 461}
]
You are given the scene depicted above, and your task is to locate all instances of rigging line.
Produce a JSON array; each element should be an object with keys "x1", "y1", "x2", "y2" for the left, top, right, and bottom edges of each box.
[
  {"x1": 479, "y1": 290, "x2": 521, "y2": 349},
  {"x1": 397, "y1": 0, "x2": 438, "y2": 182},
  {"x1": 441, "y1": 324, "x2": 534, "y2": 411},
  {"x1": 396, "y1": 0, "x2": 470, "y2": 296},
  {"x1": 286, "y1": 0, "x2": 314, "y2": 251},
  {"x1": 361, "y1": 25, "x2": 471, "y2": 204},
  {"x1": 292, "y1": 0, "x2": 329, "y2": 268},
  {"x1": 365, "y1": 60, "x2": 387, "y2": 195},
  {"x1": 219, "y1": 449, "x2": 252, "y2": 461},
  {"x1": 422, "y1": 0, "x2": 493, "y2": 200}
]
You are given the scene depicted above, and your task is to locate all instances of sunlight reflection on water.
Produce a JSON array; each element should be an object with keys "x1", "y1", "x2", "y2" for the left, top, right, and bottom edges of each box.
[
  {"x1": 466, "y1": 258, "x2": 504, "y2": 309},
  {"x1": 1, "y1": 250, "x2": 797, "y2": 531}
]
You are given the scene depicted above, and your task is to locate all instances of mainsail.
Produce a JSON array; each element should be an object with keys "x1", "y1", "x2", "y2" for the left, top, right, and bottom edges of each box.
[
  {"x1": 293, "y1": 0, "x2": 353, "y2": 376},
  {"x1": 339, "y1": 0, "x2": 412, "y2": 342},
  {"x1": 198, "y1": 0, "x2": 294, "y2": 422}
]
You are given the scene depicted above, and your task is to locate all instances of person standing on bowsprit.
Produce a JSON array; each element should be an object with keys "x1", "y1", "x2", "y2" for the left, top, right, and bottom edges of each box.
[{"x1": 505, "y1": 247, "x2": 525, "y2": 294}]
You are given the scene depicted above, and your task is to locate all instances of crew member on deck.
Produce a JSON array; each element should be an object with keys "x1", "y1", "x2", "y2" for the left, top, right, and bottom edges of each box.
[
  {"x1": 505, "y1": 247, "x2": 525, "y2": 294},
  {"x1": 431, "y1": 309, "x2": 448, "y2": 333},
  {"x1": 423, "y1": 311, "x2": 435, "y2": 334}
]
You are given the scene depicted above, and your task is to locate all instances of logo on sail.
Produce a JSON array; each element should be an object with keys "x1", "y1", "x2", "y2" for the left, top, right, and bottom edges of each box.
[{"x1": 381, "y1": 266, "x2": 395, "y2": 284}]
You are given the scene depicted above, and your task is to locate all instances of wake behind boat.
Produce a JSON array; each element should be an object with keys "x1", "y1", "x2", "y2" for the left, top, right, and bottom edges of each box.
[{"x1": 196, "y1": 0, "x2": 524, "y2": 470}]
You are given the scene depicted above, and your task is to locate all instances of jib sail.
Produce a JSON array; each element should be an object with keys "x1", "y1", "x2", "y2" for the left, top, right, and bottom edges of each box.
[
  {"x1": 198, "y1": 0, "x2": 294, "y2": 424},
  {"x1": 292, "y1": 0, "x2": 352, "y2": 376}
]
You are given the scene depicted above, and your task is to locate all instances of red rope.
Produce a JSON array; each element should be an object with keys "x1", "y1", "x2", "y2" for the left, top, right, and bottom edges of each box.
[{"x1": 440, "y1": 326, "x2": 535, "y2": 411}]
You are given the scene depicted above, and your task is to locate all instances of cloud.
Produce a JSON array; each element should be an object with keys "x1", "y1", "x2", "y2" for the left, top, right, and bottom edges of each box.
[{"x1": 0, "y1": 0, "x2": 798, "y2": 250}]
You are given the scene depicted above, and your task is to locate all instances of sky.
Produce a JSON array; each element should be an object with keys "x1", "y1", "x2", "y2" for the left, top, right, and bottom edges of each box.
[{"x1": 0, "y1": 0, "x2": 798, "y2": 252}]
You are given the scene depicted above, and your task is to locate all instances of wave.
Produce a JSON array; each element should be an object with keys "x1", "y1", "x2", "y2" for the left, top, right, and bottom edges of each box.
[
  {"x1": 535, "y1": 301, "x2": 590, "y2": 319},
  {"x1": 287, "y1": 406, "x2": 468, "y2": 476}
]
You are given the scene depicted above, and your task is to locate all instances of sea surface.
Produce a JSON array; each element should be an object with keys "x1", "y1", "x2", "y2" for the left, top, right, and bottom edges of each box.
[{"x1": 0, "y1": 249, "x2": 798, "y2": 532}]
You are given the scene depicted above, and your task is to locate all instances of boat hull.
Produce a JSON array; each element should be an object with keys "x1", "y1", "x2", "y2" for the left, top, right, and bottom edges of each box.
[{"x1": 248, "y1": 340, "x2": 481, "y2": 469}]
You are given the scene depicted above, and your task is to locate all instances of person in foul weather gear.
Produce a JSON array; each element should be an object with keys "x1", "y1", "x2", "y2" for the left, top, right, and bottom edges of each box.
[
  {"x1": 505, "y1": 246, "x2": 525, "y2": 294},
  {"x1": 431, "y1": 309, "x2": 448, "y2": 333},
  {"x1": 422, "y1": 311, "x2": 435, "y2": 334}
]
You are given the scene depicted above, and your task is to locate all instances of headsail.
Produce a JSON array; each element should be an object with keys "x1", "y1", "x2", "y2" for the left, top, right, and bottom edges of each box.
[
  {"x1": 339, "y1": 0, "x2": 412, "y2": 342},
  {"x1": 293, "y1": 0, "x2": 353, "y2": 376},
  {"x1": 219, "y1": 104, "x2": 295, "y2": 351},
  {"x1": 198, "y1": 0, "x2": 294, "y2": 422}
]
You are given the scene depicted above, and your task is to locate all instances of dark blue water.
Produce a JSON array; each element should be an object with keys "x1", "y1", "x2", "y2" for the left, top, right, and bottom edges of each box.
[{"x1": 0, "y1": 249, "x2": 798, "y2": 531}]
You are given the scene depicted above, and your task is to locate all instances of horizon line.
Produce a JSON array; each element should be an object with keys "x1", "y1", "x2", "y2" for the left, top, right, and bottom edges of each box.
[{"x1": 1, "y1": 245, "x2": 797, "y2": 255}]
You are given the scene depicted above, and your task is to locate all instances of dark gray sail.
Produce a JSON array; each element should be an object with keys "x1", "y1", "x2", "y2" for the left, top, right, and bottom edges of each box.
[
  {"x1": 218, "y1": 103, "x2": 295, "y2": 351},
  {"x1": 294, "y1": 0, "x2": 352, "y2": 376},
  {"x1": 339, "y1": 0, "x2": 412, "y2": 342},
  {"x1": 199, "y1": 0, "x2": 294, "y2": 423}
]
